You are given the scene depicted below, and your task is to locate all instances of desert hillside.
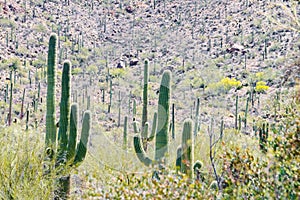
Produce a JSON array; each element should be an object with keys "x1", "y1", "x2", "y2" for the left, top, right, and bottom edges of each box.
[{"x1": 0, "y1": 0, "x2": 299, "y2": 199}]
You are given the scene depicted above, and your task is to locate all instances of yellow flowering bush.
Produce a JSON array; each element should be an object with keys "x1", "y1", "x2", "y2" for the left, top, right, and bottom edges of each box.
[
  {"x1": 220, "y1": 77, "x2": 242, "y2": 91},
  {"x1": 255, "y1": 81, "x2": 269, "y2": 93}
]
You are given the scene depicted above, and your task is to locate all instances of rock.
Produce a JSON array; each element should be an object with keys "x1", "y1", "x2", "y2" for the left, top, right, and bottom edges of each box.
[
  {"x1": 125, "y1": 6, "x2": 134, "y2": 13},
  {"x1": 129, "y1": 58, "x2": 139, "y2": 66},
  {"x1": 116, "y1": 61, "x2": 126, "y2": 68}
]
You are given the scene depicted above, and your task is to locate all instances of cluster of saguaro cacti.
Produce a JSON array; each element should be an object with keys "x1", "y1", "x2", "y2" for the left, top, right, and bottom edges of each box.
[
  {"x1": 45, "y1": 33, "x2": 91, "y2": 199},
  {"x1": 175, "y1": 119, "x2": 203, "y2": 179},
  {"x1": 134, "y1": 70, "x2": 171, "y2": 166},
  {"x1": 132, "y1": 60, "x2": 157, "y2": 151},
  {"x1": 259, "y1": 123, "x2": 268, "y2": 153}
]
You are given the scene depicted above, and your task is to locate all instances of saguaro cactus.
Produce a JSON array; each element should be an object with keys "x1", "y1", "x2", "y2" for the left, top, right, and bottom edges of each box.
[
  {"x1": 57, "y1": 61, "x2": 71, "y2": 162},
  {"x1": 45, "y1": 33, "x2": 57, "y2": 148},
  {"x1": 259, "y1": 123, "x2": 268, "y2": 153},
  {"x1": 44, "y1": 34, "x2": 91, "y2": 199},
  {"x1": 134, "y1": 70, "x2": 171, "y2": 166},
  {"x1": 181, "y1": 119, "x2": 194, "y2": 178},
  {"x1": 155, "y1": 70, "x2": 171, "y2": 163},
  {"x1": 141, "y1": 60, "x2": 149, "y2": 150}
]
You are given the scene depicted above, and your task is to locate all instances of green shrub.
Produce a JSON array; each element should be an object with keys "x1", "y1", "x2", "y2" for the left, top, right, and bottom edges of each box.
[{"x1": 0, "y1": 125, "x2": 54, "y2": 199}]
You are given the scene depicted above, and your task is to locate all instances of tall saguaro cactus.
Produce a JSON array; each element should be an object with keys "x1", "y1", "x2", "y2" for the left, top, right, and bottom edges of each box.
[
  {"x1": 57, "y1": 61, "x2": 71, "y2": 161},
  {"x1": 134, "y1": 70, "x2": 171, "y2": 166},
  {"x1": 155, "y1": 70, "x2": 171, "y2": 163},
  {"x1": 45, "y1": 33, "x2": 57, "y2": 148}
]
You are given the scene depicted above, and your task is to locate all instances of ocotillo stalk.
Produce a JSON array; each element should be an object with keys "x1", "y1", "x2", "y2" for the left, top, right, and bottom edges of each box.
[
  {"x1": 25, "y1": 109, "x2": 29, "y2": 131},
  {"x1": 194, "y1": 98, "x2": 200, "y2": 137},
  {"x1": 118, "y1": 91, "x2": 121, "y2": 127},
  {"x1": 108, "y1": 78, "x2": 112, "y2": 113},
  {"x1": 155, "y1": 70, "x2": 171, "y2": 163},
  {"x1": 102, "y1": 89, "x2": 105, "y2": 103},
  {"x1": 57, "y1": 61, "x2": 71, "y2": 161},
  {"x1": 264, "y1": 38, "x2": 267, "y2": 59},
  {"x1": 238, "y1": 115, "x2": 241, "y2": 131},
  {"x1": 181, "y1": 119, "x2": 194, "y2": 178},
  {"x1": 5, "y1": 84, "x2": 8, "y2": 103},
  {"x1": 45, "y1": 33, "x2": 57, "y2": 148},
  {"x1": 20, "y1": 88, "x2": 25, "y2": 119},
  {"x1": 142, "y1": 60, "x2": 149, "y2": 150},
  {"x1": 244, "y1": 96, "x2": 249, "y2": 129},
  {"x1": 220, "y1": 118, "x2": 224, "y2": 139},
  {"x1": 235, "y1": 96, "x2": 238, "y2": 130},
  {"x1": 123, "y1": 116, "x2": 128, "y2": 150},
  {"x1": 8, "y1": 82, "x2": 13, "y2": 126},
  {"x1": 38, "y1": 82, "x2": 41, "y2": 102}
]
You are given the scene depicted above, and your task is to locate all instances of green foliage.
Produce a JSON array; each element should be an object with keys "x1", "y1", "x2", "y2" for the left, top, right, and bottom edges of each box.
[
  {"x1": 71, "y1": 67, "x2": 83, "y2": 75},
  {"x1": 0, "y1": 18, "x2": 17, "y2": 28},
  {"x1": 110, "y1": 68, "x2": 127, "y2": 78},
  {"x1": 0, "y1": 125, "x2": 53, "y2": 199},
  {"x1": 221, "y1": 103, "x2": 300, "y2": 199},
  {"x1": 86, "y1": 65, "x2": 98, "y2": 74}
]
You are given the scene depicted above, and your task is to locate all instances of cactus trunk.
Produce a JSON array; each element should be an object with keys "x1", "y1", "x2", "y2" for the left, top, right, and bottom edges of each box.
[
  {"x1": 155, "y1": 70, "x2": 171, "y2": 163},
  {"x1": 45, "y1": 33, "x2": 57, "y2": 148}
]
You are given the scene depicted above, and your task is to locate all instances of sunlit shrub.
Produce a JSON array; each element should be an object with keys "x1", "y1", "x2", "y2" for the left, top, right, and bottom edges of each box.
[{"x1": 255, "y1": 81, "x2": 269, "y2": 93}]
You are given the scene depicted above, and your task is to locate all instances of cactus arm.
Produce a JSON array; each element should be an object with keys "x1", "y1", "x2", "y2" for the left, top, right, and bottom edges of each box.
[
  {"x1": 46, "y1": 33, "x2": 58, "y2": 148},
  {"x1": 67, "y1": 103, "x2": 78, "y2": 161},
  {"x1": 194, "y1": 98, "x2": 200, "y2": 136},
  {"x1": 176, "y1": 146, "x2": 182, "y2": 171},
  {"x1": 133, "y1": 135, "x2": 153, "y2": 166},
  {"x1": 142, "y1": 60, "x2": 149, "y2": 128},
  {"x1": 148, "y1": 112, "x2": 157, "y2": 141},
  {"x1": 73, "y1": 111, "x2": 91, "y2": 165},
  {"x1": 155, "y1": 70, "x2": 171, "y2": 162},
  {"x1": 58, "y1": 61, "x2": 71, "y2": 155}
]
